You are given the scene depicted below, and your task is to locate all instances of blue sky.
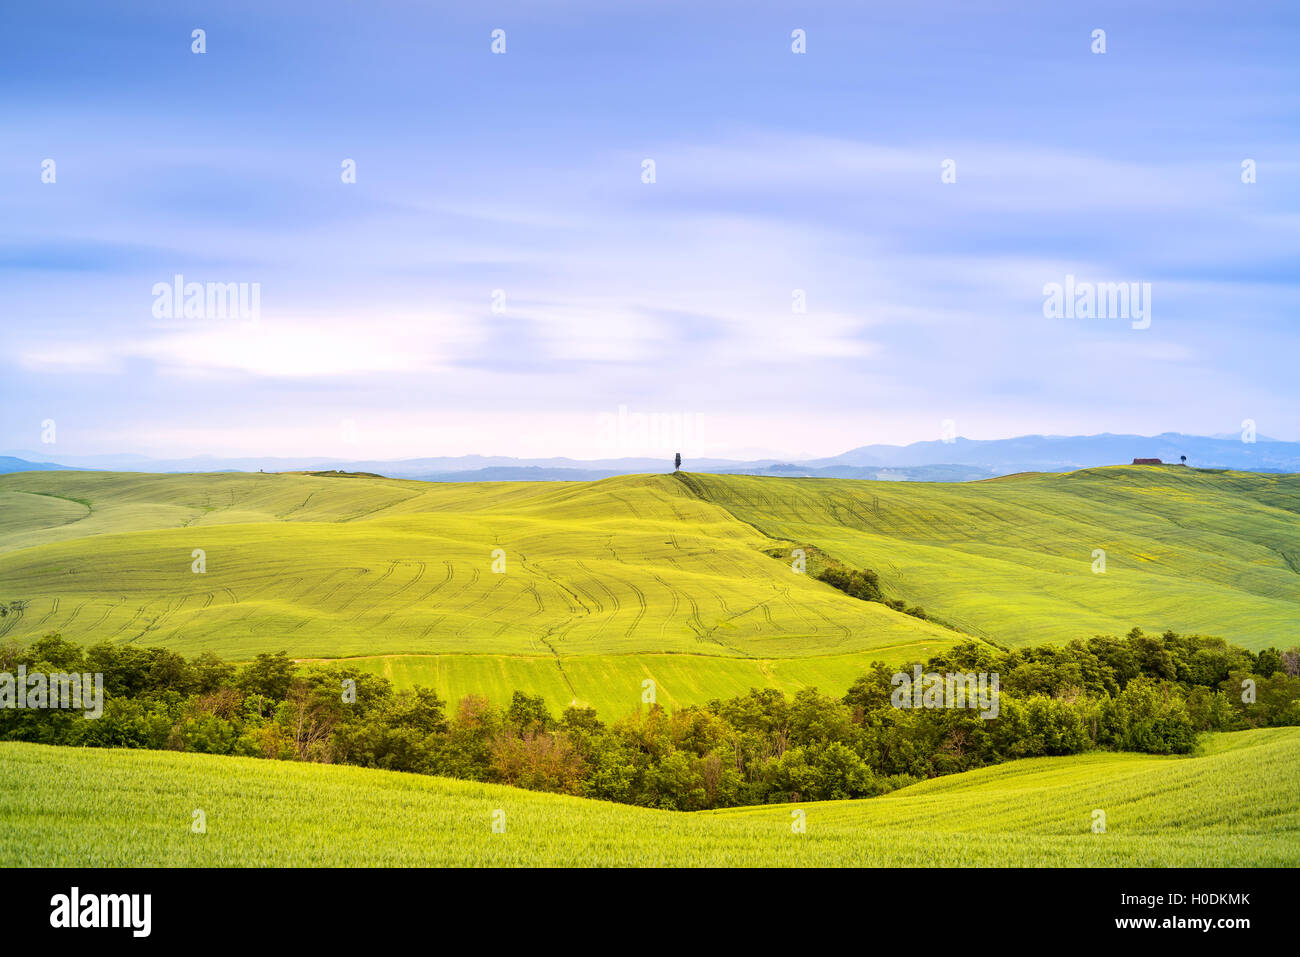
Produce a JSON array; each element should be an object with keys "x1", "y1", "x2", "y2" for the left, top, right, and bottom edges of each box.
[{"x1": 2, "y1": 0, "x2": 1296, "y2": 460}]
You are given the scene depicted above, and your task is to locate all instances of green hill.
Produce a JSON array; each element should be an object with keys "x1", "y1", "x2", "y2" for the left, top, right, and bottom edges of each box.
[
  {"x1": 2, "y1": 728, "x2": 1296, "y2": 866},
  {"x1": 0, "y1": 466, "x2": 1296, "y2": 716},
  {"x1": 678, "y1": 467, "x2": 1300, "y2": 649}
]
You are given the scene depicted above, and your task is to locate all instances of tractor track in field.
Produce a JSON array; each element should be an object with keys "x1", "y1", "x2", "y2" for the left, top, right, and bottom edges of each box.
[
  {"x1": 124, "y1": 597, "x2": 185, "y2": 644},
  {"x1": 83, "y1": 598, "x2": 124, "y2": 633},
  {"x1": 624, "y1": 581, "x2": 648, "y2": 638},
  {"x1": 34, "y1": 597, "x2": 59, "y2": 627},
  {"x1": 414, "y1": 564, "x2": 456, "y2": 638},
  {"x1": 346, "y1": 562, "x2": 399, "y2": 623},
  {"x1": 542, "y1": 570, "x2": 591, "y2": 617},
  {"x1": 525, "y1": 581, "x2": 545, "y2": 615},
  {"x1": 332, "y1": 567, "x2": 374, "y2": 614},
  {"x1": 302, "y1": 568, "x2": 356, "y2": 618},
  {"x1": 110, "y1": 604, "x2": 148, "y2": 641},
  {"x1": 610, "y1": 493, "x2": 643, "y2": 521},
  {"x1": 336, "y1": 491, "x2": 427, "y2": 524},
  {"x1": 487, "y1": 590, "x2": 532, "y2": 636},
  {"x1": 372, "y1": 561, "x2": 427, "y2": 628},
  {"x1": 652, "y1": 574, "x2": 682, "y2": 643},
  {"x1": 575, "y1": 561, "x2": 619, "y2": 643},
  {"x1": 422, "y1": 567, "x2": 483, "y2": 638},
  {"x1": 59, "y1": 599, "x2": 88, "y2": 630},
  {"x1": 684, "y1": 593, "x2": 705, "y2": 636},
  {"x1": 0, "y1": 603, "x2": 23, "y2": 638},
  {"x1": 452, "y1": 572, "x2": 501, "y2": 616},
  {"x1": 474, "y1": 577, "x2": 522, "y2": 622},
  {"x1": 536, "y1": 626, "x2": 579, "y2": 699},
  {"x1": 567, "y1": 576, "x2": 605, "y2": 615},
  {"x1": 277, "y1": 491, "x2": 316, "y2": 519}
]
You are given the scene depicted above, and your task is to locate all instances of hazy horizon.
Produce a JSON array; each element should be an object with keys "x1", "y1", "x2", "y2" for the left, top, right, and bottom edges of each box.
[{"x1": 5, "y1": 427, "x2": 1295, "y2": 469}]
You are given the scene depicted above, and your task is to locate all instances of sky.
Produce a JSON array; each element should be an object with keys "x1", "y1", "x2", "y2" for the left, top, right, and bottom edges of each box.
[{"x1": 1, "y1": 0, "x2": 1297, "y2": 461}]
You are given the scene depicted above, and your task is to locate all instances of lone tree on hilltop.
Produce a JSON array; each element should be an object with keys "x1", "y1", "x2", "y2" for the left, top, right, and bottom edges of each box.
[{"x1": 674, "y1": 452, "x2": 682, "y2": 471}]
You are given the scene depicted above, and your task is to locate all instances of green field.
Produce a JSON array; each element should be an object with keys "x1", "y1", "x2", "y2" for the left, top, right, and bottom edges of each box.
[
  {"x1": 677, "y1": 468, "x2": 1300, "y2": 650},
  {"x1": 1, "y1": 466, "x2": 1296, "y2": 715},
  {"x1": 298, "y1": 648, "x2": 947, "y2": 717},
  {"x1": 2, "y1": 728, "x2": 1295, "y2": 866}
]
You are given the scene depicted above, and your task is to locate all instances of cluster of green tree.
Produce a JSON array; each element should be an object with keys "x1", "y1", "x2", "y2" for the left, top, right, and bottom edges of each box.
[
  {"x1": 2, "y1": 628, "x2": 1296, "y2": 810},
  {"x1": 816, "y1": 565, "x2": 927, "y2": 619}
]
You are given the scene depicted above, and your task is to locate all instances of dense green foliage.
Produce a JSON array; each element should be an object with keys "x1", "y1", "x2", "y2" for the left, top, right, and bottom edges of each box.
[
  {"x1": 4, "y1": 628, "x2": 1295, "y2": 811},
  {"x1": 817, "y1": 563, "x2": 928, "y2": 618}
]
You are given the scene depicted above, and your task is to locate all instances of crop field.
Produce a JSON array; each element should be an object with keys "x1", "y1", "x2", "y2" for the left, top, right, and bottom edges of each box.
[
  {"x1": 1, "y1": 466, "x2": 1296, "y2": 714},
  {"x1": 299, "y1": 648, "x2": 944, "y2": 716},
  {"x1": 679, "y1": 467, "x2": 1300, "y2": 649},
  {"x1": 2, "y1": 728, "x2": 1296, "y2": 867}
]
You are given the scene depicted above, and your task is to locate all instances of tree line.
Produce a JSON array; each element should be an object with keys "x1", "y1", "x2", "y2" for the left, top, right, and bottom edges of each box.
[{"x1": 2, "y1": 628, "x2": 1297, "y2": 810}]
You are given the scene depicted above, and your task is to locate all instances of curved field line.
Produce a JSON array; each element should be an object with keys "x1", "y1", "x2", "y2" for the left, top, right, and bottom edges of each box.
[
  {"x1": 0, "y1": 605, "x2": 23, "y2": 638},
  {"x1": 537, "y1": 568, "x2": 590, "y2": 616},
  {"x1": 610, "y1": 493, "x2": 643, "y2": 521},
  {"x1": 83, "y1": 598, "x2": 125, "y2": 633},
  {"x1": 652, "y1": 574, "x2": 682, "y2": 643},
  {"x1": 451, "y1": 570, "x2": 499, "y2": 617},
  {"x1": 415, "y1": 562, "x2": 456, "y2": 638},
  {"x1": 34, "y1": 597, "x2": 59, "y2": 627},
  {"x1": 623, "y1": 580, "x2": 648, "y2": 638},
  {"x1": 331, "y1": 568, "x2": 374, "y2": 615},
  {"x1": 58, "y1": 599, "x2": 88, "y2": 630},
  {"x1": 111, "y1": 604, "x2": 150, "y2": 641},
  {"x1": 525, "y1": 581, "x2": 545, "y2": 615},
  {"x1": 574, "y1": 560, "x2": 619, "y2": 642},
  {"x1": 371, "y1": 561, "x2": 427, "y2": 628},
  {"x1": 347, "y1": 561, "x2": 401, "y2": 624},
  {"x1": 277, "y1": 491, "x2": 316, "y2": 519}
]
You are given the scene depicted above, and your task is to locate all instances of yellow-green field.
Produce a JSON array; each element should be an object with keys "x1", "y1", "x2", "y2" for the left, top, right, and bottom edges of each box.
[
  {"x1": 299, "y1": 647, "x2": 945, "y2": 717},
  {"x1": 678, "y1": 467, "x2": 1300, "y2": 649},
  {"x1": 1, "y1": 466, "x2": 1296, "y2": 715},
  {"x1": 2, "y1": 728, "x2": 1295, "y2": 866}
]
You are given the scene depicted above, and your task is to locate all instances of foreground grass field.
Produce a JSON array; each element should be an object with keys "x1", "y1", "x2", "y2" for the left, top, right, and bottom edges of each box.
[
  {"x1": 2, "y1": 728, "x2": 1296, "y2": 866},
  {"x1": 1, "y1": 466, "x2": 1295, "y2": 713}
]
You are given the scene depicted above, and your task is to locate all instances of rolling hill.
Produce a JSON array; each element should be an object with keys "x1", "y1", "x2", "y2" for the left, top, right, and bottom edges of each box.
[
  {"x1": 678, "y1": 467, "x2": 1300, "y2": 650},
  {"x1": 0, "y1": 465, "x2": 1296, "y2": 716},
  {"x1": 2, "y1": 728, "x2": 1296, "y2": 866}
]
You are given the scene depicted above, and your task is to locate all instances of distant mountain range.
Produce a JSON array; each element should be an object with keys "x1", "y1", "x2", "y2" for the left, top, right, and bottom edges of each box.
[{"x1": 2, "y1": 433, "x2": 1296, "y2": 481}]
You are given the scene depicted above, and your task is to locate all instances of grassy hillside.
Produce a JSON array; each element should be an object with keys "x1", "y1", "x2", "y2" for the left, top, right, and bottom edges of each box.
[
  {"x1": 0, "y1": 471, "x2": 959, "y2": 713},
  {"x1": 678, "y1": 466, "x2": 1300, "y2": 649},
  {"x1": 2, "y1": 728, "x2": 1296, "y2": 866},
  {"x1": 1, "y1": 466, "x2": 1295, "y2": 715}
]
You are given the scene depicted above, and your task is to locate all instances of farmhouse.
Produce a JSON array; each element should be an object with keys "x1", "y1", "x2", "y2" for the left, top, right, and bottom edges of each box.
[{"x1": 1132, "y1": 458, "x2": 1163, "y2": 465}]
